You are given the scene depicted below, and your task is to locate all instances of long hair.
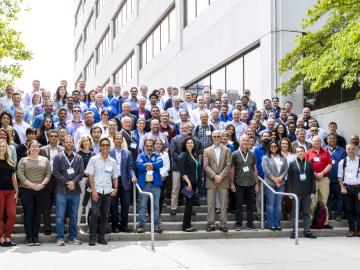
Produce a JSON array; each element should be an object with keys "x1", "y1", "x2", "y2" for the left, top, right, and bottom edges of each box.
[
  {"x1": 266, "y1": 141, "x2": 283, "y2": 158},
  {"x1": 182, "y1": 136, "x2": 197, "y2": 156},
  {"x1": 78, "y1": 135, "x2": 94, "y2": 151},
  {"x1": 54, "y1": 85, "x2": 67, "y2": 102},
  {"x1": 0, "y1": 139, "x2": 14, "y2": 167},
  {"x1": 0, "y1": 111, "x2": 14, "y2": 127},
  {"x1": 0, "y1": 128, "x2": 11, "y2": 144},
  {"x1": 275, "y1": 123, "x2": 288, "y2": 140},
  {"x1": 38, "y1": 116, "x2": 55, "y2": 135}
]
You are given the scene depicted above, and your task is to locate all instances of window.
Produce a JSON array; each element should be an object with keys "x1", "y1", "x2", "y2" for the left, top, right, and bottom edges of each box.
[
  {"x1": 113, "y1": 54, "x2": 135, "y2": 87},
  {"x1": 75, "y1": 1, "x2": 83, "y2": 27},
  {"x1": 84, "y1": 13, "x2": 94, "y2": 43},
  {"x1": 84, "y1": 55, "x2": 95, "y2": 81},
  {"x1": 96, "y1": 0, "x2": 108, "y2": 17},
  {"x1": 185, "y1": 0, "x2": 212, "y2": 26},
  {"x1": 186, "y1": 45, "x2": 260, "y2": 103},
  {"x1": 113, "y1": 0, "x2": 135, "y2": 38},
  {"x1": 75, "y1": 38, "x2": 82, "y2": 62},
  {"x1": 96, "y1": 28, "x2": 110, "y2": 64},
  {"x1": 141, "y1": 7, "x2": 175, "y2": 68}
]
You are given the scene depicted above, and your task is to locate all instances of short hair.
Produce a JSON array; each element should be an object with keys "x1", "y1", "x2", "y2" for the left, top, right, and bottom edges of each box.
[
  {"x1": 143, "y1": 138, "x2": 155, "y2": 146},
  {"x1": 149, "y1": 93, "x2": 158, "y2": 100},
  {"x1": 151, "y1": 106, "x2": 160, "y2": 112},
  {"x1": 26, "y1": 127, "x2": 37, "y2": 136},
  {"x1": 84, "y1": 111, "x2": 94, "y2": 117},
  {"x1": 272, "y1": 97, "x2": 279, "y2": 102},
  {"x1": 328, "y1": 122, "x2": 337, "y2": 127},
  {"x1": 296, "y1": 146, "x2": 306, "y2": 152},
  {"x1": 121, "y1": 116, "x2": 132, "y2": 125},
  {"x1": 90, "y1": 126, "x2": 102, "y2": 135},
  {"x1": 78, "y1": 135, "x2": 94, "y2": 151},
  {"x1": 327, "y1": 132, "x2": 337, "y2": 138},
  {"x1": 99, "y1": 137, "x2": 111, "y2": 145},
  {"x1": 48, "y1": 129, "x2": 58, "y2": 136},
  {"x1": 57, "y1": 108, "x2": 67, "y2": 114},
  {"x1": 296, "y1": 128, "x2": 306, "y2": 135}
]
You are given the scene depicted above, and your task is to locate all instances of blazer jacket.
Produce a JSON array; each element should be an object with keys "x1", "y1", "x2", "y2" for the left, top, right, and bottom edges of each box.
[
  {"x1": 109, "y1": 149, "x2": 136, "y2": 190},
  {"x1": 203, "y1": 144, "x2": 232, "y2": 189},
  {"x1": 39, "y1": 145, "x2": 65, "y2": 161},
  {"x1": 261, "y1": 155, "x2": 288, "y2": 186}
]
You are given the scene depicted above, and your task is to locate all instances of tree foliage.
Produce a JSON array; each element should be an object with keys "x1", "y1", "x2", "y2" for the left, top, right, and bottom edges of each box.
[
  {"x1": 277, "y1": 0, "x2": 360, "y2": 98},
  {"x1": 0, "y1": 0, "x2": 32, "y2": 88}
]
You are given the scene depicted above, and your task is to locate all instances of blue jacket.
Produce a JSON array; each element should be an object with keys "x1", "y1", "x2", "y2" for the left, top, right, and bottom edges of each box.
[
  {"x1": 89, "y1": 104, "x2": 117, "y2": 123},
  {"x1": 326, "y1": 146, "x2": 347, "y2": 182},
  {"x1": 109, "y1": 149, "x2": 136, "y2": 190},
  {"x1": 32, "y1": 113, "x2": 59, "y2": 129},
  {"x1": 254, "y1": 144, "x2": 267, "y2": 178},
  {"x1": 136, "y1": 151, "x2": 163, "y2": 188},
  {"x1": 103, "y1": 96, "x2": 119, "y2": 115}
]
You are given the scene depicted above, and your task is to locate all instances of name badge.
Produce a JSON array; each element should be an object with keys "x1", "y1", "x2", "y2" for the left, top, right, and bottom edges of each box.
[
  {"x1": 332, "y1": 160, "x2": 335, "y2": 164},
  {"x1": 206, "y1": 130, "x2": 212, "y2": 136},
  {"x1": 105, "y1": 166, "x2": 112, "y2": 173},
  {"x1": 67, "y1": 168, "x2": 75, "y2": 175},
  {"x1": 243, "y1": 166, "x2": 249, "y2": 172},
  {"x1": 163, "y1": 132, "x2": 169, "y2": 136},
  {"x1": 300, "y1": 173, "x2": 306, "y2": 181},
  {"x1": 146, "y1": 170, "x2": 154, "y2": 182},
  {"x1": 314, "y1": 157, "x2": 320, "y2": 162},
  {"x1": 130, "y1": 143, "x2": 137, "y2": 149}
]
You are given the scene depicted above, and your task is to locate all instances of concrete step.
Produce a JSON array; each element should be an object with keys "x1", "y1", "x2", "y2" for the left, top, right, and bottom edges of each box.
[{"x1": 10, "y1": 227, "x2": 349, "y2": 245}]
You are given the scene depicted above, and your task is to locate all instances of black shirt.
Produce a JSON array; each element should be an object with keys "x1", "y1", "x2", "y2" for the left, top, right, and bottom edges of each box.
[{"x1": 0, "y1": 159, "x2": 15, "y2": 190}]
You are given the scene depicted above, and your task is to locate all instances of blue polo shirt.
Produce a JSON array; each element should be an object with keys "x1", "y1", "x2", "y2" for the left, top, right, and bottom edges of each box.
[
  {"x1": 254, "y1": 143, "x2": 267, "y2": 178},
  {"x1": 326, "y1": 146, "x2": 346, "y2": 182}
]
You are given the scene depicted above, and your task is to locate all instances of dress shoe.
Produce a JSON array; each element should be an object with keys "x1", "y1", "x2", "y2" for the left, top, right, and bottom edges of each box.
[
  {"x1": 191, "y1": 209, "x2": 196, "y2": 216},
  {"x1": 220, "y1": 226, "x2": 228, "y2": 233},
  {"x1": 112, "y1": 227, "x2": 120, "y2": 233},
  {"x1": 119, "y1": 227, "x2": 131, "y2": 233},
  {"x1": 98, "y1": 239, "x2": 108, "y2": 245},
  {"x1": 322, "y1": 224, "x2": 333, "y2": 229},
  {"x1": 88, "y1": 240, "x2": 96, "y2": 246},
  {"x1": 155, "y1": 227, "x2": 163, "y2": 233},
  {"x1": 170, "y1": 210, "x2": 176, "y2": 216},
  {"x1": 44, "y1": 230, "x2": 52, "y2": 235},
  {"x1": 304, "y1": 233, "x2": 317, "y2": 239},
  {"x1": 346, "y1": 231, "x2": 355, "y2": 237},
  {"x1": 206, "y1": 226, "x2": 216, "y2": 232},
  {"x1": 183, "y1": 227, "x2": 197, "y2": 232},
  {"x1": 290, "y1": 232, "x2": 295, "y2": 239},
  {"x1": 275, "y1": 226, "x2": 282, "y2": 231}
]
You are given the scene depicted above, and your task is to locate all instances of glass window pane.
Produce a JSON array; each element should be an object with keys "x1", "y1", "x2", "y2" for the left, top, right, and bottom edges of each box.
[
  {"x1": 127, "y1": 59, "x2": 132, "y2": 82},
  {"x1": 146, "y1": 35, "x2": 153, "y2": 62},
  {"x1": 122, "y1": 66, "x2": 127, "y2": 85},
  {"x1": 153, "y1": 27, "x2": 160, "y2": 56},
  {"x1": 126, "y1": 0, "x2": 131, "y2": 18},
  {"x1": 131, "y1": 0, "x2": 135, "y2": 13},
  {"x1": 123, "y1": 1, "x2": 128, "y2": 19},
  {"x1": 244, "y1": 47, "x2": 261, "y2": 106},
  {"x1": 161, "y1": 17, "x2": 169, "y2": 50},
  {"x1": 169, "y1": 10, "x2": 176, "y2": 42},
  {"x1": 197, "y1": 75, "x2": 210, "y2": 94},
  {"x1": 186, "y1": 0, "x2": 196, "y2": 25},
  {"x1": 226, "y1": 56, "x2": 243, "y2": 101},
  {"x1": 210, "y1": 67, "x2": 225, "y2": 94},
  {"x1": 196, "y1": 0, "x2": 209, "y2": 16},
  {"x1": 131, "y1": 55, "x2": 135, "y2": 78},
  {"x1": 141, "y1": 43, "x2": 146, "y2": 67}
]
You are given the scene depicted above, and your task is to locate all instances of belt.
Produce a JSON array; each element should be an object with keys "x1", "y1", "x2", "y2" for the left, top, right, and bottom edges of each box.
[{"x1": 345, "y1": 184, "x2": 360, "y2": 188}]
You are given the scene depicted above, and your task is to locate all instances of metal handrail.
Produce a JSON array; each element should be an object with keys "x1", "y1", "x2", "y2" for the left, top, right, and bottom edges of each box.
[
  {"x1": 258, "y1": 176, "x2": 299, "y2": 245},
  {"x1": 133, "y1": 182, "x2": 155, "y2": 251}
]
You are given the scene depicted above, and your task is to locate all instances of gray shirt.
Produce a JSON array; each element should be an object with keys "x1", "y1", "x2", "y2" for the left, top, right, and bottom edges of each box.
[
  {"x1": 85, "y1": 153, "x2": 119, "y2": 194},
  {"x1": 232, "y1": 150, "x2": 257, "y2": 186}
]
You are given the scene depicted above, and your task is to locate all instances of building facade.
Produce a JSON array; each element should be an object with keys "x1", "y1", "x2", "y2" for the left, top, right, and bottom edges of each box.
[{"x1": 74, "y1": 0, "x2": 359, "y2": 139}]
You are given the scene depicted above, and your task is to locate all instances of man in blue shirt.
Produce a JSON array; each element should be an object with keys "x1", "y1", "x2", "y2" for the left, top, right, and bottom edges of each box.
[
  {"x1": 32, "y1": 100, "x2": 59, "y2": 129},
  {"x1": 326, "y1": 133, "x2": 346, "y2": 221},
  {"x1": 136, "y1": 138, "x2": 163, "y2": 234}
]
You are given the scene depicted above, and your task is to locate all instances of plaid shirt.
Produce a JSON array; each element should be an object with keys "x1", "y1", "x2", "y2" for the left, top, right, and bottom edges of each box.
[{"x1": 193, "y1": 124, "x2": 213, "y2": 150}]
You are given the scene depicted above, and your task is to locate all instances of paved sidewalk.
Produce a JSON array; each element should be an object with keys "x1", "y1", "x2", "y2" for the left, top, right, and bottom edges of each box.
[{"x1": 0, "y1": 237, "x2": 359, "y2": 269}]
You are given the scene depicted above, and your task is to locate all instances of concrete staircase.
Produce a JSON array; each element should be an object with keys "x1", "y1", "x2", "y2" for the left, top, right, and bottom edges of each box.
[{"x1": 11, "y1": 198, "x2": 349, "y2": 244}]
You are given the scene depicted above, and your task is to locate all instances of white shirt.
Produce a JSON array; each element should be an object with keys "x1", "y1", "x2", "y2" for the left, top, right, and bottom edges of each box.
[
  {"x1": 167, "y1": 107, "x2": 183, "y2": 123},
  {"x1": 214, "y1": 144, "x2": 221, "y2": 166},
  {"x1": 231, "y1": 120, "x2": 248, "y2": 139},
  {"x1": 190, "y1": 108, "x2": 211, "y2": 126},
  {"x1": 13, "y1": 121, "x2": 30, "y2": 144},
  {"x1": 0, "y1": 96, "x2": 12, "y2": 113},
  {"x1": 159, "y1": 152, "x2": 170, "y2": 178},
  {"x1": 273, "y1": 155, "x2": 283, "y2": 173},
  {"x1": 74, "y1": 126, "x2": 91, "y2": 148},
  {"x1": 85, "y1": 153, "x2": 119, "y2": 194},
  {"x1": 49, "y1": 147, "x2": 59, "y2": 172},
  {"x1": 115, "y1": 149, "x2": 122, "y2": 176},
  {"x1": 338, "y1": 157, "x2": 360, "y2": 185}
]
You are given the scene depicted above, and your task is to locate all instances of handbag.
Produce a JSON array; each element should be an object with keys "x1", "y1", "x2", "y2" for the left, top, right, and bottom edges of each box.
[{"x1": 181, "y1": 186, "x2": 194, "y2": 199}]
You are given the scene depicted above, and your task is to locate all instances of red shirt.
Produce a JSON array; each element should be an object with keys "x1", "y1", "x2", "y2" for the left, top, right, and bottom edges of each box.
[{"x1": 305, "y1": 147, "x2": 332, "y2": 175}]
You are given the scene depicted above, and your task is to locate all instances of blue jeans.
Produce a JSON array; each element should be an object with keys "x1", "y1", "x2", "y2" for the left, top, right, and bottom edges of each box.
[
  {"x1": 56, "y1": 194, "x2": 80, "y2": 240},
  {"x1": 139, "y1": 183, "x2": 161, "y2": 229},
  {"x1": 265, "y1": 184, "x2": 285, "y2": 228}
]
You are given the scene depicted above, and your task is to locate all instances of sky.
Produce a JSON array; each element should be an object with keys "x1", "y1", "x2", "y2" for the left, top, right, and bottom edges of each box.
[{"x1": 14, "y1": 0, "x2": 74, "y2": 94}]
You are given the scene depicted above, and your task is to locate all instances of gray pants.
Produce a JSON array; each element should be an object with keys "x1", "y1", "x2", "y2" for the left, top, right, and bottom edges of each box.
[
  {"x1": 171, "y1": 171, "x2": 181, "y2": 210},
  {"x1": 207, "y1": 188, "x2": 228, "y2": 226},
  {"x1": 292, "y1": 194, "x2": 311, "y2": 233}
]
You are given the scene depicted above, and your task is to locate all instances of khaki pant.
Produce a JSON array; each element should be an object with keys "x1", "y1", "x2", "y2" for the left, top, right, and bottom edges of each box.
[
  {"x1": 170, "y1": 171, "x2": 181, "y2": 210},
  {"x1": 207, "y1": 188, "x2": 228, "y2": 226},
  {"x1": 310, "y1": 177, "x2": 330, "y2": 225}
]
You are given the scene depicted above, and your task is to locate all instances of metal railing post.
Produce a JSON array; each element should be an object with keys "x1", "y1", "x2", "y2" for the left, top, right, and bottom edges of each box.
[
  {"x1": 258, "y1": 177, "x2": 299, "y2": 245},
  {"x1": 133, "y1": 182, "x2": 137, "y2": 233},
  {"x1": 135, "y1": 183, "x2": 155, "y2": 251},
  {"x1": 260, "y1": 181, "x2": 264, "y2": 230}
]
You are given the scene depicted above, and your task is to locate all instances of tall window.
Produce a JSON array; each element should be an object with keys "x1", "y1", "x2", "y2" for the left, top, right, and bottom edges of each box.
[
  {"x1": 185, "y1": 0, "x2": 213, "y2": 26},
  {"x1": 113, "y1": 0, "x2": 135, "y2": 38},
  {"x1": 96, "y1": 0, "x2": 108, "y2": 17},
  {"x1": 186, "y1": 45, "x2": 260, "y2": 104},
  {"x1": 75, "y1": 1, "x2": 83, "y2": 27},
  {"x1": 75, "y1": 37, "x2": 82, "y2": 62},
  {"x1": 84, "y1": 55, "x2": 95, "y2": 81},
  {"x1": 140, "y1": 7, "x2": 176, "y2": 68},
  {"x1": 84, "y1": 13, "x2": 94, "y2": 43},
  {"x1": 96, "y1": 28, "x2": 110, "y2": 64},
  {"x1": 113, "y1": 54, "x2": 135, "y2": 87}
]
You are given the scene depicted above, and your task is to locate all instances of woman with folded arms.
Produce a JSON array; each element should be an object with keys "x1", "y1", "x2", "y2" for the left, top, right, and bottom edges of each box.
[
  {"x1": 17, "y1": 140, "x2": 51, "y2": 246},
  {"x1": 0, "y1": 139, "x2": 17, "y2": 247}
]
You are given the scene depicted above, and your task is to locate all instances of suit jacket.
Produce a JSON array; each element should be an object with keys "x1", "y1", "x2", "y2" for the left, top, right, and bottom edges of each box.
[
  {"x1": 292, "y1": 140, "x2": 312, "y2": 152},
  {"x1": 261, "y1": 155, "x2": 288, "y2": 186},
  {"x1": 203, "y1": 144, "x2": 232, "y2": 189},
  {"x1": 170, "y1": 134, "x2": 186, "y2": 171},
  {"x1": 39, "y1": 145, "x2": 65, "y2": 161},
  {"x1": 130, "y1": 109, "x2": 151, "y2": 121},
  {"x1": 109, "y1": 149, "x2": 136, "y2": 190}
]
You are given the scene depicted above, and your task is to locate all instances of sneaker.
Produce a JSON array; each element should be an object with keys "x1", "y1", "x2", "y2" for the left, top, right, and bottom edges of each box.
[
  {"x1": 78, "y1": 228, "x2": 87, "y2": 235},
  {"x1": 215, "y1": 208, "x2": 220, "y2": 215},
  {"x1": 68, "y1": 239, "x2": 82, "y2": 245},
  {"x1": 2, "y1": 240, "x2": 17, "y2": 247},
  {"x1": 322, "y1": 224, "x2": 333, "y2": 229},
  {"x1": 32, "y1": 237, "x2": 40, "y2": 246},
  {"x1": 183, "y1": 227, "x2": 197, "y2": 232},
  {"x1": 206, "y1": 226, "x2": 216, "y2": 232},
  {"x1": 304, "y1": 233, "x2": 317, "y2": 239},
  {"x1": 137, "y1": 226, "x2": 146, "y2": 233},
  {"x1": 155, "y1": 228, "x2": 163, "y2": 233},
  {"x1": 26, "y1": 239, "x2": 34, "y2": 246},
  {"x1": 275, "y1": 226, "x2": 282, "y2": 231},
  {"x1": 57, "y1": 239, "x2": 65, "y2": 246},
  {"x1": 246, "y1": 224, "x2": 258, "y2": 231},
  {"x1": 235, "y1": 226, "x2": 242, "y2": 231}
]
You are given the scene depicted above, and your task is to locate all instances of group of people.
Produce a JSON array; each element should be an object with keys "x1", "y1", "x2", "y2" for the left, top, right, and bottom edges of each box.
[{"x1": 0, "y1": 80, "x2": 359, "y2": 247}]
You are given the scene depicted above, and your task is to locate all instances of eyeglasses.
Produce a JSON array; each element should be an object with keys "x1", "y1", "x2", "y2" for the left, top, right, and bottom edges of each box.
[
  {"x1": 270, "y1": 145, "x2": 278, "y2": 148},
  {"x1": 73, "y1": 110, "x2": 80, "y2": 113},
  {"x1": 100, "y1": 144, "x2": 110, "y2": 147},
  {"x1": 212, "y1": 136, "x2": 221, "y2": 138}
]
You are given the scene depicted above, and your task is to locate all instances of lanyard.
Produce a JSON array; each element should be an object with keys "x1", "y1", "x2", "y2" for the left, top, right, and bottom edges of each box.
[
  {"x1": 239, "y1": 150, "x2": 249, "y2": 163},
  {"x1": 328, "y1": 146, "x2": 337, "y2": 156},
  {"x1": 63, "y1": 152, "x2": 75, "y2": 167},
  {"x1": 295, "y1": 160, "x2": 306, "y2": 173}
]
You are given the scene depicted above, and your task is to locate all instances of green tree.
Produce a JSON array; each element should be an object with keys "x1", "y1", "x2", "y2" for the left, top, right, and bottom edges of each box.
[
  {"x1": 277, "y1": 0, "x2": 360, "y2": 98},
  {"x1": 0, "y1": 0, "x2": 32, "y2": 88}
]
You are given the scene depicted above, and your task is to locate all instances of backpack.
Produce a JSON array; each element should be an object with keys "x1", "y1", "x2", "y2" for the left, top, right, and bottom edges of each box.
[
  {"x1": 311, "y1": 201, "x2": 327, "y2": 229},
  {"x1": 342, "y1": 157, "x2": 360, "y2": 178}
]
